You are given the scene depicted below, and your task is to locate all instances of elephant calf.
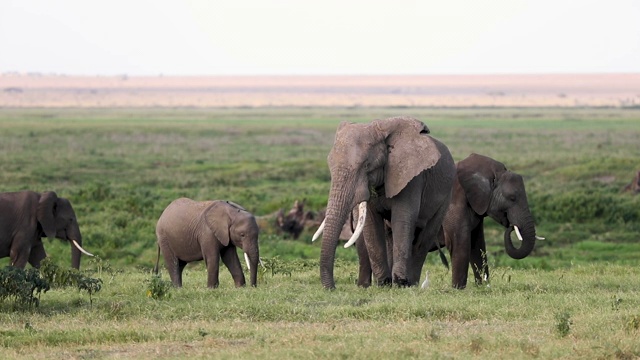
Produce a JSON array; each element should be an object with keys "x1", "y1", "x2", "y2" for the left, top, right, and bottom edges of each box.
[
  {"x1": 155, "y1": 198, "x2": 260, "y2": 288},
  {"x1": 442, "y1": 153, "x2": 545, "y2": 289}
]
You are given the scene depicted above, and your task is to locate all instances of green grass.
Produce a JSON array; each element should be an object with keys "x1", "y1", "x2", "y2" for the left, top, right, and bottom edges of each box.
[
  {"x1": 1, "y1": 261, "x2": 640, "y2": 359},
  {"x1": 1, "y1": 107, "x2": 639, "y2": 358}
]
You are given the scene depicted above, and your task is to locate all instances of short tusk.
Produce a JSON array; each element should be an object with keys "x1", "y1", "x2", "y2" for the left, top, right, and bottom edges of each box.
[
  {"x1": 536, "y1": 235, "x2": 546, "y2": 240},
  {"x1": 513, "y1": 226, "x2": 524, "y2": 241},
  {"x1": 72, "y1": 240, "x2": 94, "y2": 257},
  {"x1": 344, "y1": 202, "x2": 367, "y2": 248},
  {"x1": 312, "y1": 219, "x2": 326, "y2": 242},
  {"x1": 244, "y1": 253, "x2": 251, "y2": 270}
]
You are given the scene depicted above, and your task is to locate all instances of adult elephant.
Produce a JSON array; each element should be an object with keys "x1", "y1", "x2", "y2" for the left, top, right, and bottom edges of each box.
[
  {"x1": 443, "y1": 153, "x2": 544, "y2": 289},
  {"x1": 315, "y1": 116, "x2": 456, "y2": 289},
  {"x1": 0, "y1": 191, "x2": 93, "y2": 269},
  {"x1": 155, "y1": 198, "x2": 260, "y2": 288}
]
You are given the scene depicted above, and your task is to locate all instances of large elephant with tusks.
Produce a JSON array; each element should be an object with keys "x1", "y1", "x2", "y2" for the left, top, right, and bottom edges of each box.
[{"x1": 314, "y1": 116, "x2": 455, "y2": 289}]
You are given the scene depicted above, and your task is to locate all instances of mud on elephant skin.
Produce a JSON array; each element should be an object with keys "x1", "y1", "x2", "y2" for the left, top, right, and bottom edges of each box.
[
  {"x1": 0, "y1": 190, "x2": 93, "y2": 269},
  {"x1": 315, "y1": 116, "x2": 456, "y2": 289},
  {"x1": 442, "y1": 153, "x2": 545, "y2": 289},
  {"x1": 155, "y1": 198, "x2": 261, "y2": 288}
]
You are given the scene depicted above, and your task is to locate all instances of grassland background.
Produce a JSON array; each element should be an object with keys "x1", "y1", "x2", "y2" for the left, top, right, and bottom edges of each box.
[{"x1": 1, "y1": 107, "x2": 639, "y2": 359}]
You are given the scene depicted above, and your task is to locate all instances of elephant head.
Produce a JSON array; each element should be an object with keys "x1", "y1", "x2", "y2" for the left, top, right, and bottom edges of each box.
[
  {"x1": 318, "y1": 116, "x2": 442, "y2": 289},
  {"x1": 456, "y1": 153, "x2": 540, "y2": 259},
  {"x1": 37, "y1": 191, "x2": 92, "y2": 269},
  {"x1": 204, "y1": 201, "x2": 260, "y2": 287}
]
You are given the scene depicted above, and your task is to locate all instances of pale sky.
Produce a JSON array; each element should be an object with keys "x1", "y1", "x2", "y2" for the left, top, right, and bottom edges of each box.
[{"x1": 1, "y1": 0, "x2": 639, "y2": 76}]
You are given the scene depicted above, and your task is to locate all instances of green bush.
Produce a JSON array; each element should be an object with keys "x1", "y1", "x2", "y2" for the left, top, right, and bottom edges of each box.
[
  {"x1": 146, "y1": 274, "x2": 172, "y2": 300},
  {"x1": 533, "y1": 190, "x2": 639, "y2": 224},
  {"x1": 0, "y1": 267, "x2": 50, "y2": 310}
]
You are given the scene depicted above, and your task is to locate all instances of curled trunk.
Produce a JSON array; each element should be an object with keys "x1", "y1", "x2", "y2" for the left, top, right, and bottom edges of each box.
[{"x1": 504, "y1": 225, "x2": 536, "y2": 259}]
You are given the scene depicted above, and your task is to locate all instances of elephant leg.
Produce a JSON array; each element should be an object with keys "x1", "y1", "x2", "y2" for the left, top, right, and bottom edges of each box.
[
  {"x1": 9, "y1": 235, "x2": 31, "y2": 268},
  {"x1": 364, "y1": 210, "x2": 391, "y2": 286},
  {"x1": 220, "y1": 247, "x2": 246, "y2": 288},
  {"x1": 409, "y1": 202, "x2": 450, "y2": 286},
  {"x1": 203, "y1": 251, "x2": 221, "y2": 288},
  {"x1": 28, "y1": 243, "x2": 47, "y2": 268},
  {"x1": 470, "y1": 222, "x2": 488, "y2": 286},
  {"x1": 161, "y1": 247, "x2": 183, "y2": 287},
  {"x1": 355, "y1": 236, "x2": 372, "y2": 287},
  {"x1": 450, "y1": 230, "x2": 471, "y2": 289},
  {"x1": 176, "y1": 259, "x2": 188, "y2": 286},
  {"x1": 390, "y1": 209, "x2": 420, "y2": 286}
]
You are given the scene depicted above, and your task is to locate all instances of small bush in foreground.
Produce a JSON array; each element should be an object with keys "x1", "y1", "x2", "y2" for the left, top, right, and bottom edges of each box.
[
  {"x1": 38, "y1": 258, "x2": 103, "y2": 306},
  {"x1": 0, "y1": 266, "x2": 50, "y2": 310},
  {"x1": 146, "y1": 274, "x2": 172, "y2": 300}
]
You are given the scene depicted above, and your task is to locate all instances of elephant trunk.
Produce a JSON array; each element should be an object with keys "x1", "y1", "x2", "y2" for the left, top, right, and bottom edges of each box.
[
  {"x1": 247, "y1": 247, "x2": 260, "y2": 287},
  {"x1": 504, "y1": 214, "x2": 536, "y2": 259},
  {"x1": 320, "y1": 176, "x2": 355, "y2": 289}
]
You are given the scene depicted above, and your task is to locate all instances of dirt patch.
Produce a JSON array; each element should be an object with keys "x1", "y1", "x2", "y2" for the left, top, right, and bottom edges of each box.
[{"x1": 2, "y1": 73, "x2": 639, "y2": 108}]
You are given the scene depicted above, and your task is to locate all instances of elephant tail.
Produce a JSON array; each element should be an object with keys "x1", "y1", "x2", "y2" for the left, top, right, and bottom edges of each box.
[
  {"x1": 153, "y1": 246, "x2": 161, "y2": 275},
  {"x1": 438, "y1": 247, "x2": 449, "y2": 270},
  {"x1": 435, "y1": 227, "x2": 450, "y2": 270}
]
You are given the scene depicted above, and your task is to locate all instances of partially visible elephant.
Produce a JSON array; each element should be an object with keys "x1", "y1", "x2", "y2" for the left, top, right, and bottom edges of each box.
[
  {"x1": 315, "y1": 116, "x2": 456, "y2": 289},
  {"x1": 0, "y1": 191, "x2": 93, "y2": 269},
  {"x1": 443, "y1": 153, "x2": 544, "y2": 289},
  {"x1": 155, "y1": 198, "x2": 260, "y2": 288}
]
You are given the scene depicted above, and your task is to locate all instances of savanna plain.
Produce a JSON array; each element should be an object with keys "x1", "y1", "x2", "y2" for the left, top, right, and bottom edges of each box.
[{"x1": 1, "y1": 107, "x2": 639, "y2": 359}]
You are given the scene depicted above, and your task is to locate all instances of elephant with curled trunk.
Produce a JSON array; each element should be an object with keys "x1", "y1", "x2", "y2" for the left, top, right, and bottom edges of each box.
[
  {"x1": 155, "y1": 198, "x2": 260, "y2": 288},
  {"x1": 314, "y1": 116, "x2": 456, "y2": 289},
  {"x1": 443, "y1": 153, "x2": 545, "y2": 289},
  {"x1": 0, "y1": 191, "x2": 93, "y2": 269}
]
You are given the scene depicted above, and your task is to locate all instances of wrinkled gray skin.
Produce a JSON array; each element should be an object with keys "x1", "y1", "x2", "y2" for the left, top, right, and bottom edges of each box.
[
  {"x1": 155, "y1": 198, "x2": 260, "y2": 288},
  {"x1": 0, "y1": 191, "x2": 84, "y2": 269},
  {"x1": 443, "y1": 153, "x2": 539, "y2": 289},
  {"x1": 320, "y1": 116, "x2": 456, "y2": 289}
]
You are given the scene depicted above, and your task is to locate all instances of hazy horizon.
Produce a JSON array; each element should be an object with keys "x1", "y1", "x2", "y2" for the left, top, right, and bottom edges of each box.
[{"x1": 2, "y1": 1, "x2": 639, "y2": 77}]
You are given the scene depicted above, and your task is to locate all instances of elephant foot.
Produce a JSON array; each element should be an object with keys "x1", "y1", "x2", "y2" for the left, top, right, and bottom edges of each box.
[
  {"x1": 376, "y1": 277, "x2": 392, "y2": 287},
  {"x1": 392, "y1": 276, "x2": 411, "y2": 287}
]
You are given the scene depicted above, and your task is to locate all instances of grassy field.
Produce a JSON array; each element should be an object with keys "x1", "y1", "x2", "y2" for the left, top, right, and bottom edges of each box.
[{"x1": 1, "y1": 107, "x2": 639, "y2": 358}]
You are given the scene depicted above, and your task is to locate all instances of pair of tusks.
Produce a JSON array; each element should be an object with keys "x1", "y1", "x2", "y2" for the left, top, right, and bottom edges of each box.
[
  {"x1": 72, "y1": 239, "x2": 95, "y2": 257},
  {"x1": 312, "y1": 203, "x2": 547, "y2": 246},
  {"x1": 312, "y1": 202, "x2": 367, "y2": 249},
  {"x1": 72, "y1": 239, "x2": 267, "y2": 271},
  {"x1": 244, "y1": 253, "x2": 265, "y2": 270},
  {"x1": 513, "y1": 226, "x2": 546, "y2": 241}
]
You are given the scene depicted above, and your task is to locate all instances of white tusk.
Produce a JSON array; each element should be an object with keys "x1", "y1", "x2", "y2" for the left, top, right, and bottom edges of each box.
[
  {"x1": 344, "y1": 202, "x2": 367, "y2": 248},
  {"x1": 72, "y1": 240, "x2": 94, "y2": 257},
  {"x1": 312, "y1": 219, "x2": 326, "y2": 242},
  {"x1": 513, "y1": 226, "x2": 524, "y2": 241},
  {"x1": 244, "y1": 253, "x2": 251, "y2": 270},
  {"x1": 536, "y1": 235, "x2": 546, "y2": 240}
]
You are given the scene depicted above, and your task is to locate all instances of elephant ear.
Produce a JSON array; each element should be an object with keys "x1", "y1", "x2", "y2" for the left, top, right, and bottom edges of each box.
[
  {"x1": 37, "y1": 191, "x2": 58, "y2": 239},
  {"x1": 457, "y1": 153, "x2": 507, "y2": 215},
  {"x1": 204, "y1": 202, "x2": 231, "y2": 246},
  {"x1": 376, "y1": 117, "x2": 441, "y2": 198}
]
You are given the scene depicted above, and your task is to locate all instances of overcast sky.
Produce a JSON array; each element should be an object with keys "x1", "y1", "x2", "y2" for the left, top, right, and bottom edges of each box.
[{"x1": 1, "y1": 0, "x2": 639, "y2": 76}]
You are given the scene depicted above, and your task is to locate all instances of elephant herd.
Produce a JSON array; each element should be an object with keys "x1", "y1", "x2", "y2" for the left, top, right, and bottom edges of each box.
[{"x1": 0, "y1": 116, "x2": 543, "y2": 290}]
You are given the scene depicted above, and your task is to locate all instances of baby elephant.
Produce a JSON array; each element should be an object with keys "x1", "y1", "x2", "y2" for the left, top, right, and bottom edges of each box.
[{"x1": 155, "y1": 198, "x2": 260, "y2": 288}]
